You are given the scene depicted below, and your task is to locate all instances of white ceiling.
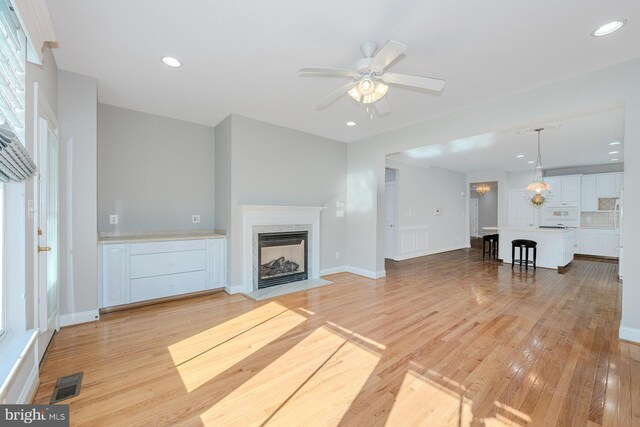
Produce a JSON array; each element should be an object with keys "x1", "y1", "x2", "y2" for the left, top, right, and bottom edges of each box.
[
  {"x1": 47, "y1": 0, "x2": 640, "y2": 143},
  {"x1": 387, "y1": 108, "x2": 625, "y2": 173}
]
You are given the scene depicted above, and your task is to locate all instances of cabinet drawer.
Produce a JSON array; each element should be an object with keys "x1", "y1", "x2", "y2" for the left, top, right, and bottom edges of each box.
[
  {"x1": 130, "y1": 239, "x2": 207, "y2": 255},
  {"x1": 130, "y1": 249, "x2": 206, "y2": 279},
  {"x1": 130, "y1": 270, "x2": 207, "y2": 303}
]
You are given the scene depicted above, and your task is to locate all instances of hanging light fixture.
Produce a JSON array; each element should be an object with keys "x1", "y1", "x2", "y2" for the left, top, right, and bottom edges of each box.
[
  {"x1": 526, "y1": 128, "x2": 552, "y2": 207},
  {"x1": 475, "y1": 184, "x2": 491, "y2": 196}
]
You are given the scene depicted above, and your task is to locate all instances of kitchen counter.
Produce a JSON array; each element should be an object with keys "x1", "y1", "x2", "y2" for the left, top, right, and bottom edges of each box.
[
  {"x1": 483, "y1": 226, "x2": 576, "y2": 270},
  {"x1": 97, "y1": 230, "x2": 226, "y2": 244}
]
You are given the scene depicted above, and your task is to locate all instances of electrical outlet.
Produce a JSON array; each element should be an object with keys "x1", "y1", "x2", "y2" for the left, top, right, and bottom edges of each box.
[
  {"x1": 192, "y1": 215, "x2": 201, "y2": 224},
  {"x1": 585, "y1": 216, "x2": 591, "y2": 222},
  {"x1": 336, "y1": 210, "x2": 344, "y2": 217},
  {"x1": 336, "y1": 251, "x2": 341, "y2": 259},
  {"x1": 109, "y1": 214, "x2": 118, "y2": 225}
]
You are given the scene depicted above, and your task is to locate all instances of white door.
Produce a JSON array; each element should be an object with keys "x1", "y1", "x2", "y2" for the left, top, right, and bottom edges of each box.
[
  {"x1": 469, "y1": 199, "x2": 479, "y2": 237},
  {"x1": 385, "y1": 182, "x2": 396, "y2": 259},
  {"x1": 34, "y1": 88, "x2": 60, "y2": 361}
]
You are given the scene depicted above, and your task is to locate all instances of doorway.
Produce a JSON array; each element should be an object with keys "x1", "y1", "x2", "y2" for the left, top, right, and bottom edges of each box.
[
  {"x1": 470, "y1": 182, "x2": 498, "y2": 240},
  {"x1": 385, "y1": 168, "x2": 398, "y2": 259},
  {"x1": 34, "y1": 86, "x2": 60, "y2": 361}
]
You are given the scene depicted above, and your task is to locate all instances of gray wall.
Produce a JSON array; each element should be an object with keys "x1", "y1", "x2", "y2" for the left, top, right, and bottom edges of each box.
[
  {"x1": 58, "y1": 71, "x2": 98, "y2": 316},
  {"x1": 386, "y1": 159, "x2": 467, "y2": 252},
  {"x1": 97, "y1": 104, "x2": 215, "y2": 232},
  {"x1": 214, "y1": 115, "x2": 232, "y2": 233},
  {"x1": 215, "y1": 114, "x2": 347, "y2": 288}
]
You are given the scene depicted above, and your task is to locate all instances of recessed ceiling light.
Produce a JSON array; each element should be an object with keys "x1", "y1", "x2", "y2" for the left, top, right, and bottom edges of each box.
[
  {"x1": 608, "y1": 151, "x2": 619, "y2": 155},
  {"x1": 516, "y1": 154, "x2": 524, "y2": 158},
  {"x1": 528, "y1": 160, "x2": 535, "y2": 164},
  {"x1": 346, "y1": 121, "x2": 356, "y2": 127},
  {"x1": 610, "y1": 158, "x2": 620, "y2": 161},
  {"x1": 161, "y1": 56, "x2": 182, "y2": 67},
  {"x1": 592, "y1": 20, "x2": 627, "y2": 37},
  {"x1": 609, "y1": 141, "x2": 622, "y2": 146}
]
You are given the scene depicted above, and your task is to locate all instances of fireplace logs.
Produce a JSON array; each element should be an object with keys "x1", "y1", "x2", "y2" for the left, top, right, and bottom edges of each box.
[{"x1": 261, "y1": 256, "x2": 300, "y2": 278}]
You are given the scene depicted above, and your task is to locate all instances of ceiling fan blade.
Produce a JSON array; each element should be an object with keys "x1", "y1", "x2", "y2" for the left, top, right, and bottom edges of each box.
[
  {"x1": 299, "y1": 67, "x2": 358, "y2": 77},
  {"x1": 368, "y1": 40, "x2": 407, "y2": 72},
  {"x1": 375, "y1": 96, "x2": 391, "y2": 116},
  {"x1": 381, "y1": 72, "x2": 446, "y2": 92},
  {"x1": 316, "y1": 82, "x2": 356, "y2": 109}
]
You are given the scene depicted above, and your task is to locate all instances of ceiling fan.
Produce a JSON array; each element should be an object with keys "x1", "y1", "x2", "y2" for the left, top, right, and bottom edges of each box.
[{"x1": 298, "y1": 40, "x2": 446, "y2": 115}]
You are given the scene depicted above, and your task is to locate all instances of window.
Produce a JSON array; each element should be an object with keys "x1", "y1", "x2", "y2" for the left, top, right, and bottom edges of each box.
[{"x1": 0, "y1": 0, "x2": 26, "y2": 338}]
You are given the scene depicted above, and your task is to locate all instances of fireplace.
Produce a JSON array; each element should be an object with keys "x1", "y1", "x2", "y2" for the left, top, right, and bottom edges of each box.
[{"x1": 258, "y1": 231, "x2": 308, "y2": 288}]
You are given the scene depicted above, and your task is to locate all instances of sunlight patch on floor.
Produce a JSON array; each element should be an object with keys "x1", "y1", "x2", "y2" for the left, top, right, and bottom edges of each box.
[
  {"x1": 198, "y1": 325, "x2": 379, "y2": 426},
  {"x1": 386, "y1": 367, "x2": 473, "y2": 426},
  {"x1": 168, "y1": 301, "x2": 293, "y2": 365},
  {"x1": 173, "y1": 307, "x2": 308, "y2": 392}
]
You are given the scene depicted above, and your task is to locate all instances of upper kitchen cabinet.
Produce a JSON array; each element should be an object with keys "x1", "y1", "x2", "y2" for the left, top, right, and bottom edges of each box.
[
  {"x1": 596, "y1": 173, "x2": 616, "y2": 197},
  {"x1": 615, "y1": 172, "x2": 624, "y2": 195},
  {"x1": 545, "y1": 174, "x2": 581, "y2": 205},
  {"x1": 581, "y1": 175, "x2": 597, "y2": 211}
]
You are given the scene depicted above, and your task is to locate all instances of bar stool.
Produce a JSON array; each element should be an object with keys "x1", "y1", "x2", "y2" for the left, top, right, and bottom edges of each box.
[
  {"x1": 490, "y1": 234, "x2": 499, "y2": 258},
  {"x1": 511, "y1": 239, "x2": 537, "y2": 270},
  {"x1": 483, "y1": 234, "x2": 499, "y2": 259}
]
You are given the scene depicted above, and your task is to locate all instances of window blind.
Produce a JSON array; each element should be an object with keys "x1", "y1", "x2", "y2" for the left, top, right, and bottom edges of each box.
[{"x1": 0, "y1": 0, "x2": 35, "y2": 182}]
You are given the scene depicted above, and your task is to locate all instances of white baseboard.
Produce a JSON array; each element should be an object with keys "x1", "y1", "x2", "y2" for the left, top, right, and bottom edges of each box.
[
  {"x1": 393, "y1": 245, "x2": 468, "y2": 261},
  {"x1": 60, "y1": 310, "x2": 100, "y2": 327},
  {"x1": 224, "y1": 285, "x2": 244, "y2": 295},
  {"x1": 320, "y1": 266, "x2": 348, "y2": 276},
  {"x1": 619, "y1": 326, "x2": 640, "y2": 343},
  {"x1": 346, "y1": 266, "x2": 386, "y2": 279}
]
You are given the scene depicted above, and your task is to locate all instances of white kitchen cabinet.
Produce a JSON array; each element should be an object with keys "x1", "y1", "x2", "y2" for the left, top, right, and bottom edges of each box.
[
  {"x1": 99, "y1": 237, "x2": 227, "y2": 308},
  {"x1": 596, "y1": 173, "x2": 616, "y2": 197},
  {"x1": 561, "y1": 175, "x2": 581, "y2": 203},
  {"x1": 581, "y1": 175, "x2": 597, "y2": 211},
  {"x1": 577, "y1": 229, "x2": 619, "y2": 257},
  {"x1": 578, "y1": 230, "x2": 598, "y2": 255},
  {"x1": 508, "y1": 190, "x2": 535, "y2": 227},
  {"x1": 545, "y1": 175, "x2": 581, "y2": 204}
]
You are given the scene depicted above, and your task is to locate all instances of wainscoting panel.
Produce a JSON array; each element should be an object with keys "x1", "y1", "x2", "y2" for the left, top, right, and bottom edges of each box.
[{"x1": 397, "y1": 226, "x2": 429, "y2": 260}]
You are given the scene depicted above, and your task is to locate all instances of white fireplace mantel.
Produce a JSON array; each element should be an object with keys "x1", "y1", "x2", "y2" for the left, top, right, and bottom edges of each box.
[{"x1": 239, "y1": 205, "x2": 325, "y2": 294}]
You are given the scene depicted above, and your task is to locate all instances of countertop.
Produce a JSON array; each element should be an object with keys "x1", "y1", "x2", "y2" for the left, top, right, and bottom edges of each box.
[
  {"x1": 483, "y1": 226, "x2": 576, "y2": 233},
  {"x1": 97, "y1": 230, "x2": 227, "y2": 244}
]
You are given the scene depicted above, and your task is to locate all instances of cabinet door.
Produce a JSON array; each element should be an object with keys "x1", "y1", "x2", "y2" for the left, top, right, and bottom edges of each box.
[
  {"x1": 561, "y1": 175, "x2": 581, "y2": 203},
  {"x1": 598, "y1": 234, "x2": 619, "y2": 257},
  {"x1": 101, "y1": 244, "x2": 129, "y2": 307},
  {"x1": 578, "y1": 232, "x2": 598, "y2": 255},
  {"x1": 596, "y1": 173, "x2": 616, "y2": 197},
  {"x1": 544, "y1": 176, "x2": 562, "y2": 201},
  {"x1": 207, "y1": 238, "x2": 227, "y2": 289},
  {"x1": 615, "y1": 172, "x2": 624, "y2": 195},
  {"x1": 581, "y1": 175, "x2": 597, "y2": 211}
]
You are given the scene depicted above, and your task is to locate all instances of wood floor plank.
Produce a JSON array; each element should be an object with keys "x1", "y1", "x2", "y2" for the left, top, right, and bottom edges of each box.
[{"x1": 34, "y1": 245, "x2": 638, "y2": 426}]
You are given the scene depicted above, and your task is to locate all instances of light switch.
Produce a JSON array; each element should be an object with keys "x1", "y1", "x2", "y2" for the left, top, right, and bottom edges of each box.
[
  {"x1": 192, "y1": 215, "x2": 201, "y2": 223},
  {"x1": 109, "y1": 214, "x2": 118, "y2": 225},
  {"x1": 336, "y1": 210, "x2": 344, "y2": 217}
]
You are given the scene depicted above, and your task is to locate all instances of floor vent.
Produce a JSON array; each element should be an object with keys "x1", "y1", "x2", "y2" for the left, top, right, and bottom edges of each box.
[{"x1": 50, "y1": 372, "x2": 83, "y2": 403}]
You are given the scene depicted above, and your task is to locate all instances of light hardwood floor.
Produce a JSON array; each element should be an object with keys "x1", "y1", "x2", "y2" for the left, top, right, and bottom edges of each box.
[{"x1": 35, "y1": 247, "x2": 638, "y2": 426}]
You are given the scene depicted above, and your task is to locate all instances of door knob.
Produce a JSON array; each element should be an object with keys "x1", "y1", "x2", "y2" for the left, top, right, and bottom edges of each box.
[{"x1": 38, "y1": 246, "x2": 51, "y2": 252}]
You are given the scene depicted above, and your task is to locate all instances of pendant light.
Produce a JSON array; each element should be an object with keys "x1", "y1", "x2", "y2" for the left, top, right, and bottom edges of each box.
[{"x1": 526, "y1": 128, "x2": 551, "y2": 207}]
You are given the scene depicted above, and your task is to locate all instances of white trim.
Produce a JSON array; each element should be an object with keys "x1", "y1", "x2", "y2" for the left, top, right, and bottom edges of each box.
[
  {"x1": 10, "y1": 0, "x2": 57, "y2": 64},
  {"x1": 224, "y1": 285, "x2": 243, "y2": 295},
  {"x1": 619, "y1": 326, "x2": 640, "y2": 344},
  {"x1": 346, "y1": 266, "x2": 386, "y2": 279},
  {"x1": 320, "y1": 266, "x2": 348, "y2": 276},
  {"x1": 393, "y1": 245, "x2": 469, "y2": 261},
  {"x1": 19, "y1": 361, "x2": 39, "y2": 404},
  {"x1": 0, "y1": 330, "x2": 38, "y2": 404},
  {"x1": 60, "y1": 310, "x2": 99, "y2": 327}
]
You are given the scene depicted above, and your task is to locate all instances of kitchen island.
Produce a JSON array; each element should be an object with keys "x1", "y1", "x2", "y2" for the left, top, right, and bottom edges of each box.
[{"x1": 483, "y1": 226, "x2": 577, "y2": 270}]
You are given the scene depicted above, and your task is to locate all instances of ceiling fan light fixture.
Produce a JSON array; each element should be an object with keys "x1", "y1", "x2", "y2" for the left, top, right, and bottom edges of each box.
[{"x1": 357, "y1": 78, "x2": 375, "y2": 96}]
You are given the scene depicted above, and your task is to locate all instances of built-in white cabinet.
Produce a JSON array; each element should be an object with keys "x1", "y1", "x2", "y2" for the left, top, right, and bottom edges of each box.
[
  {"x1": 544, "y1": 174, "x2": 581, "y2": 205},
  {"x1": 100, "y1": 237, "x2": 227, "y2": 308},
  {"x1": 577, "y1": 229, "x2": 619, "y2": 258},
  {"x1": 581, "y1": 175, "x2": 597, "y2": 211},
  {"x1": 581, "y1": 172, "x2": 623, "y2": 211},
  {"x1": 508, "y1": 190, "x2": 535, "y2": 227}
]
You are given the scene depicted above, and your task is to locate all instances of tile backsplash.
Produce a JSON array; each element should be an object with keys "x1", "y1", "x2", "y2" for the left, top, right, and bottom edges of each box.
[{"x1": 581, "y1": 211, "x2": 618, "y2": 229}]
